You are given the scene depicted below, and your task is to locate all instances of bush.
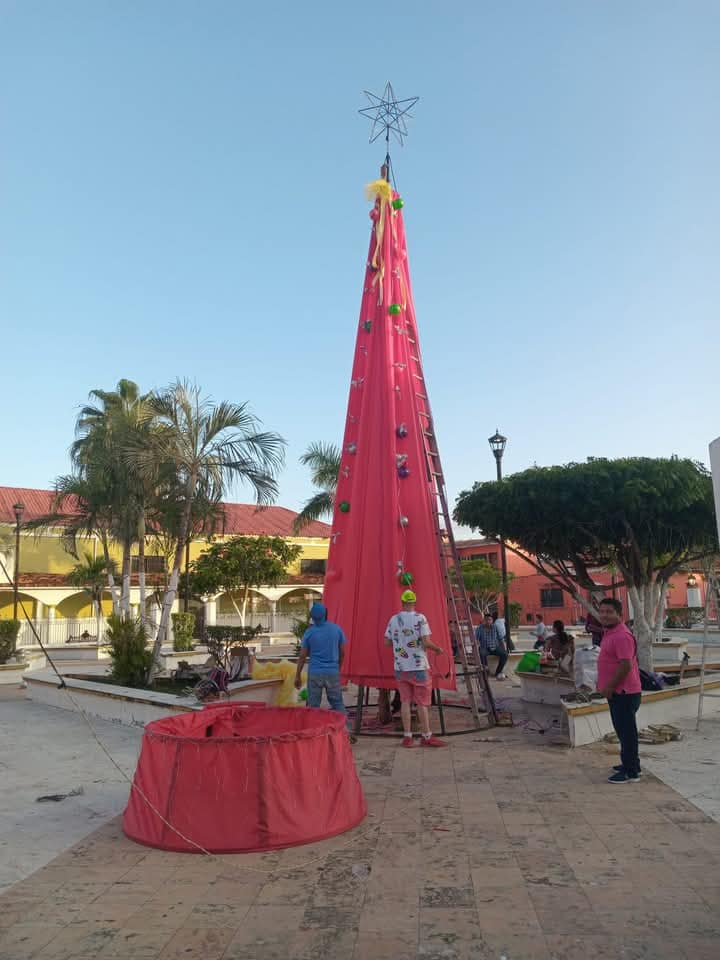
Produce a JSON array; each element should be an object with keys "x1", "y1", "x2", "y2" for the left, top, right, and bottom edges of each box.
[
  {"x1": 205, "y1": 624, "x2": 263, "y2": 667},
  {"x1": 291, "y1": 614, "x2": 311, "y2": 656},
  {"x1": 0, "y1": 620, "x2": 20, "y2": 664},
  {"x1": 171, "y1": 612, "x2": 195, "y2": 652},
  {"x1": 508, "y1": 603, "x2": 522, "y2": 629},
  {"x1": 106, "y1": 615, "x2": 153, "y2": 687},
  {"x1": 665, "y1": 607, "x2": 704, "y2": 630}
]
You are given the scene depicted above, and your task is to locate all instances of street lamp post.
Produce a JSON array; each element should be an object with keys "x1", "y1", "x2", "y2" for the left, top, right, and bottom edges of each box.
[
  {"x1": 12, "y1": 501, "x2": 25, "y2": 623},
  {"x1": 488, "y1": 431, "x2": 512, "y2": 649}
]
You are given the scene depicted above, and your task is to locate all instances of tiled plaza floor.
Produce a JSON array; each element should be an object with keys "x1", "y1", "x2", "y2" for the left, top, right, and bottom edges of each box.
[{"x1": 1, "y1": 723, "x2": 719, "y2": 960}]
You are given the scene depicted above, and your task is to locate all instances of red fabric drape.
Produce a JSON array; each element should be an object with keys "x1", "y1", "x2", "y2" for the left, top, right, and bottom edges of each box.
[{"x1": 323, "y1": 186, "x2": 456, "y2": 692}]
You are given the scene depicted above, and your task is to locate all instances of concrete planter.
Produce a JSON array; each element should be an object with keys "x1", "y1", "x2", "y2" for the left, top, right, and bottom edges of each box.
[
  {"x1": 516, "y1": 670, "x2": 574, "y2": 706},
  {"x1": 0, "y1": 661, "x2": 30, "y2": 685},
  {"x1": 23, "y1": 669, "x2": 282, "y2": 727},
  {"x1": 562, "y1": 677, "x2": 720, "y2": 746}
]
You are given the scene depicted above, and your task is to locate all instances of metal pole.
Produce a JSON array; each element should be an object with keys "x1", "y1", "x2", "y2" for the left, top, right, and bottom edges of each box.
[
  {"x1": 12, "y1": 512, "x2": 21, "y2": 622},
  {"x1": 495, "y1": 457, "x2": 512, "y2": 649}
]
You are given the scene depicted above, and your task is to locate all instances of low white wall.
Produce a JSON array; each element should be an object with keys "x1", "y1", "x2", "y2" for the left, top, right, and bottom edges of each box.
[
  {"x1": 563, "y1": 678, "x2": 720, "y2": 746},
  {"x1": 24, "y1": 670, "x2": 198, "y2": 727},
  {"x1": 0, "y1": 662, "x2": 30, "y2": 685},
  {"x1": 23, "y1": 669, "x2": 283, "y2": 726}
]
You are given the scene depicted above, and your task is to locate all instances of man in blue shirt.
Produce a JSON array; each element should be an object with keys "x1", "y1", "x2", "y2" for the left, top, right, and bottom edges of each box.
[
  {"x1": 476, "y1": 613, "x2": 509, "y2": 680},
  {"x1": 294, "y1": 603, "x2": 348, "y2": 718}
]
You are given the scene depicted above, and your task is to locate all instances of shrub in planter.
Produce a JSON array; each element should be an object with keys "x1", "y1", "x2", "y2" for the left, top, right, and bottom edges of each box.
[
  {"x1": 171, "y1": 612, "x2": 195, "y2": 652},
  {"x1": 665, "y1": 607, "x2": 704, "y2": 630},
  {"x1": 205, "y1": 624, "x2": 263, "y2": 667},
  {"x1": 0, "y1": 620, "x2": 20, "y2": 664},
  {"x1": 106, "y1": 615, "x2": 153, "y2": 688},
  {"x1": 291, "y1": 614, "x2": 312, "y2": 657}
]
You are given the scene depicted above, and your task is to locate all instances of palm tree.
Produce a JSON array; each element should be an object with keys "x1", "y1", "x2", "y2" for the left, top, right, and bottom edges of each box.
[
  {"x1": 292, "y1": 442, "x2": 341, "y2": 534},
  {"x1": 129, "y1": 380, "x2": 285, "y2": 678},
  {"x1": 67, "y1": 551, "x2": 115, "y2": 641},
  {"x1": 72, "y1": 379, "x2": 154, "y2": 617}
]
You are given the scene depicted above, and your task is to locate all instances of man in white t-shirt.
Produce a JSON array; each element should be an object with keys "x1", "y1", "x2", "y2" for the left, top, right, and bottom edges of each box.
[
  {"x1": 384, "y1": 590, "x2": 447, "y2": 748},
  {"x1": 533, "y1": 614, "x2": 549, "y2": 650}
]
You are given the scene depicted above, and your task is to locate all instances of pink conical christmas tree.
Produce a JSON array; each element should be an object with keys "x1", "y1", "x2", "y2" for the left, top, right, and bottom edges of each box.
[{"x1": 323, "y1": 174, "x2": 456, "y2": 692}]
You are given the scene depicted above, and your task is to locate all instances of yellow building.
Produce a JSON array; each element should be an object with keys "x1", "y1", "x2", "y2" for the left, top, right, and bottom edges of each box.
[{"x1": 0, "y1": 486, "x2": 330, "y2": 640}]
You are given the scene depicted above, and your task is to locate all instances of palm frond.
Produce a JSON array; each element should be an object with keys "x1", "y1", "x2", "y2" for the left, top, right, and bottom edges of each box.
[{"x1": 292, "y1": 492, "x2": 334, "y2": 534}]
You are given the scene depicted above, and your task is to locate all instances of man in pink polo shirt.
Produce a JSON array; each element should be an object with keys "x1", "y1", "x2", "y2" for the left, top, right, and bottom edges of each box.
[{"x1": 597, "y1": 597, "x2": 642, "y2": 783}]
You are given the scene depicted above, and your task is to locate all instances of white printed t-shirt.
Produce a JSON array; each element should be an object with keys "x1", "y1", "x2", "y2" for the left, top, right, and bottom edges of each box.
[{"x1": 385, "y1": 612, "x2": 431, "y2": 672}]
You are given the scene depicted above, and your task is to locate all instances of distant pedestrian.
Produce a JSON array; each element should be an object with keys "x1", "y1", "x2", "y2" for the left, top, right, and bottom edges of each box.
[
  {"x1": 597, "y1": 598, "x2": 642, "y2": 784},
  {"x1": 533, "y1": 614, "x2": 549, "y2": 650},
  {"x1": 493, "y1": 610, "x2": 513, "y2": 652},
  {"x1": 384, "y1": 590, "x2": 447, "y2": 748},
  {"x1": 476, "y1": 613, "x2": 508, "y2": 680},
  {"x1": 295, "y1": 603, "x2": 348, "y2": 720}
]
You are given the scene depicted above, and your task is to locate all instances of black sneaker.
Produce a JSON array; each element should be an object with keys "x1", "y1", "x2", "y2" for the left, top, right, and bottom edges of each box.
[
  {"x1": 607, "y1": 770, "x2": 639, "y2": 784},
  {"x1": 613, "y1": 765, "x2": 642, "y2": 777}
]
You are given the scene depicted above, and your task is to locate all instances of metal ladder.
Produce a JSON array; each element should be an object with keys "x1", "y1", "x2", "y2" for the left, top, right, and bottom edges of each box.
[{"x1": 407, "y1": 334, "x2": 498, "y2": 727}]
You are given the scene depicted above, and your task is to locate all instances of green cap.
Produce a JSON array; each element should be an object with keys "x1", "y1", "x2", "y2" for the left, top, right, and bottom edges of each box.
[{"x1": 401, "y1": 590, "x2": 416, "y2": 603}]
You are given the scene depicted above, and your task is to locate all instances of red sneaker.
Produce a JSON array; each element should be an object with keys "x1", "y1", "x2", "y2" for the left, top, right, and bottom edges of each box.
[
  {"x1": 420, "y1": 735, "x2": 447, "y2": 748},
  {"x1": 401, "y1": 735, "x2": 416, "y2": 748}
]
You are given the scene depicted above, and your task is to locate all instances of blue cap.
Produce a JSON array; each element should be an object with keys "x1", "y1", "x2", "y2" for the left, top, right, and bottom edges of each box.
[{"x1": 310, "y1": 602, "x2": 327, "y2": 623}]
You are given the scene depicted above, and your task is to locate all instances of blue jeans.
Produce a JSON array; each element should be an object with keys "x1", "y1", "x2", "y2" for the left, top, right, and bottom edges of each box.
[{"x1": 307, "y1": 673, "x2": 347, "y2": 717}]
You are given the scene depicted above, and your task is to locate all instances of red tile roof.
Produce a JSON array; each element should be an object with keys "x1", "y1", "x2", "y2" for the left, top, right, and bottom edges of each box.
[{"x1": 0, "y1": 486, "x2": 331, "y2": 539}]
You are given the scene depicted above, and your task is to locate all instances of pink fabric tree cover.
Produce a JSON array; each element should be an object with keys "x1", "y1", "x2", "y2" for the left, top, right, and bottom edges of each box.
[{"x1": 323, "y1": 180, "x2": 456, "y2": 692}]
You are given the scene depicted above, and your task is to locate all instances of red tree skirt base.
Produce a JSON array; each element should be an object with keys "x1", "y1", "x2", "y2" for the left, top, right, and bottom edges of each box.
[{"x1": 122, "y1": 703, "x2": 367, "y2": 854}]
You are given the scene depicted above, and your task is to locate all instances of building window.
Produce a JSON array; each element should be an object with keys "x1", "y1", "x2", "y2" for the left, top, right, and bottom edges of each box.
[
  {"x1": 468, "y1": 552, "x2": 497, "y2": 566},
  {"x1": 131, "y1": 555, "x2": 166, "y2": 574},
  {"x1": 300, "y1": 558, "x2": 326, "y2": 575},
  {"x1": 540, "y1": 588, "x2": 564, "y2": 608}
]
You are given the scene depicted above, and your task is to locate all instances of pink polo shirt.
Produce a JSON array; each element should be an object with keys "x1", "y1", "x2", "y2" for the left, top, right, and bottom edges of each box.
[{"x1": 597, "y1": 623, "x2": 642, "y2": 695}]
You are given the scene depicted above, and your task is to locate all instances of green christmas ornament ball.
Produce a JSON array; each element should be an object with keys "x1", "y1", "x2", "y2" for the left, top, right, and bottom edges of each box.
[
  {"x1": 392, "y1": 197, "x2": 404, "y2": 210},
  {"x1": 299, "y1": 688, "x2": 308, "y2": 701},
  {"x1": 339, "y1": 501, "x2": 351, "y2": 513},
  {"x1": 388, "y1": 303, "x2": 402, "y2": 316}
]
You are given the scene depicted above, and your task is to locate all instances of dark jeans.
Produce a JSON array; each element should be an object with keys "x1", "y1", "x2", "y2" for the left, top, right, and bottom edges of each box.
[
  {"x1": 480, "y1": 645, "x2": 508, "y2": 677},
  {"x1": 608, "y1": 692, "x2": 642, "y2": 775}
]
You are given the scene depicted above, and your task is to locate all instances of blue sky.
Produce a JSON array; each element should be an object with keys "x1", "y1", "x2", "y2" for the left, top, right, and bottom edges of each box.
[{"x1": 1, "y1": 0, "x2": 718, "y2": 516}]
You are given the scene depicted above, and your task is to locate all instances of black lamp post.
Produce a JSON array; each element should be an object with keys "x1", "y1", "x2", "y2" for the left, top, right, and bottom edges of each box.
[
  {"x1": 12, "y1": 501, "x2": 25, "y2": 623},
  {"x1": 488, "y1": 431, "x2": 512, "y2": 647}
]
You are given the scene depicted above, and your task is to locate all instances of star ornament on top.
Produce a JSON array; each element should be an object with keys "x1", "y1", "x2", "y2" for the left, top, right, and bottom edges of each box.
[{"x1": 359, "y1": 82, "x2": 419, "y2": 145}]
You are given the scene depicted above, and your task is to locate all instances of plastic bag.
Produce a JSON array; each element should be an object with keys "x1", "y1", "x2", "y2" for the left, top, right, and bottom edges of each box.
[
  {"x1": 574, "y1": 646, "x2": 599, "y2": 690},
  {"x1": 516, "y1": 651, "x2": 541, "y2": 673}
]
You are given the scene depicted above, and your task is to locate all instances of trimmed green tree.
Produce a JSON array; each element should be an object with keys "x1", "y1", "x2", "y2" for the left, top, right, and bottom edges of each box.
[
  {"x1": 455, "y1": 457, "x2": 717, "y2": 670},
  {"x1": 188, "y1": 535, "x2": 302, "y2": 627},
  {"x1": 460, "y1": 558, "x2": 513, "y2": 616}
]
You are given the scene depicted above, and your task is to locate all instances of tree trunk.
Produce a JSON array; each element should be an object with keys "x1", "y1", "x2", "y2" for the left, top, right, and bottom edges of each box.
[
  {"x1": 150, "y1": 477, "x2": 196, "y2": 681},
  {"x1": 102, "y1": 535, "x2": 120, "y2": 613},
  {"x1": 94, "y1": 597, "x2": 103, "y2": 645},
  {"x1": 138, "y1": 517, "x2": 147, "y2": 627},
  {"x1": 120, "y1": 541, "x2": 132, "y2": 617},
  {"x1": 240, "y1": 585, "x2": 249, "y2": 629},
  {"x1": 627, "y1": 582, "x2": 658, "y2": 672}
]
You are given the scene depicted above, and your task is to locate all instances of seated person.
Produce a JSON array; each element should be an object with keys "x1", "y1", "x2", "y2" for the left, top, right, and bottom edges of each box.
[{"x1": 543, "y1": 620, "x2": 575, "y2": 674}]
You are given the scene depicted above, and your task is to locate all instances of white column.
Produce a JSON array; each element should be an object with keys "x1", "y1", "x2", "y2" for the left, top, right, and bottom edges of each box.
[
  {"x1": 46, "y1": 605, "x2": 56, "y2": 621},
  {"x1": 204, "y1": 598, "x2": 217, "y2": 627},
  {"x1": 687, "y1": 587, "x2": 702, "y2": 609},
  {"x1": 270, "y1": 600, "x2": 276, "y2": 633},
  {"x1": 35, "y1": 600, "x2": 44, "y2": 621}
]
